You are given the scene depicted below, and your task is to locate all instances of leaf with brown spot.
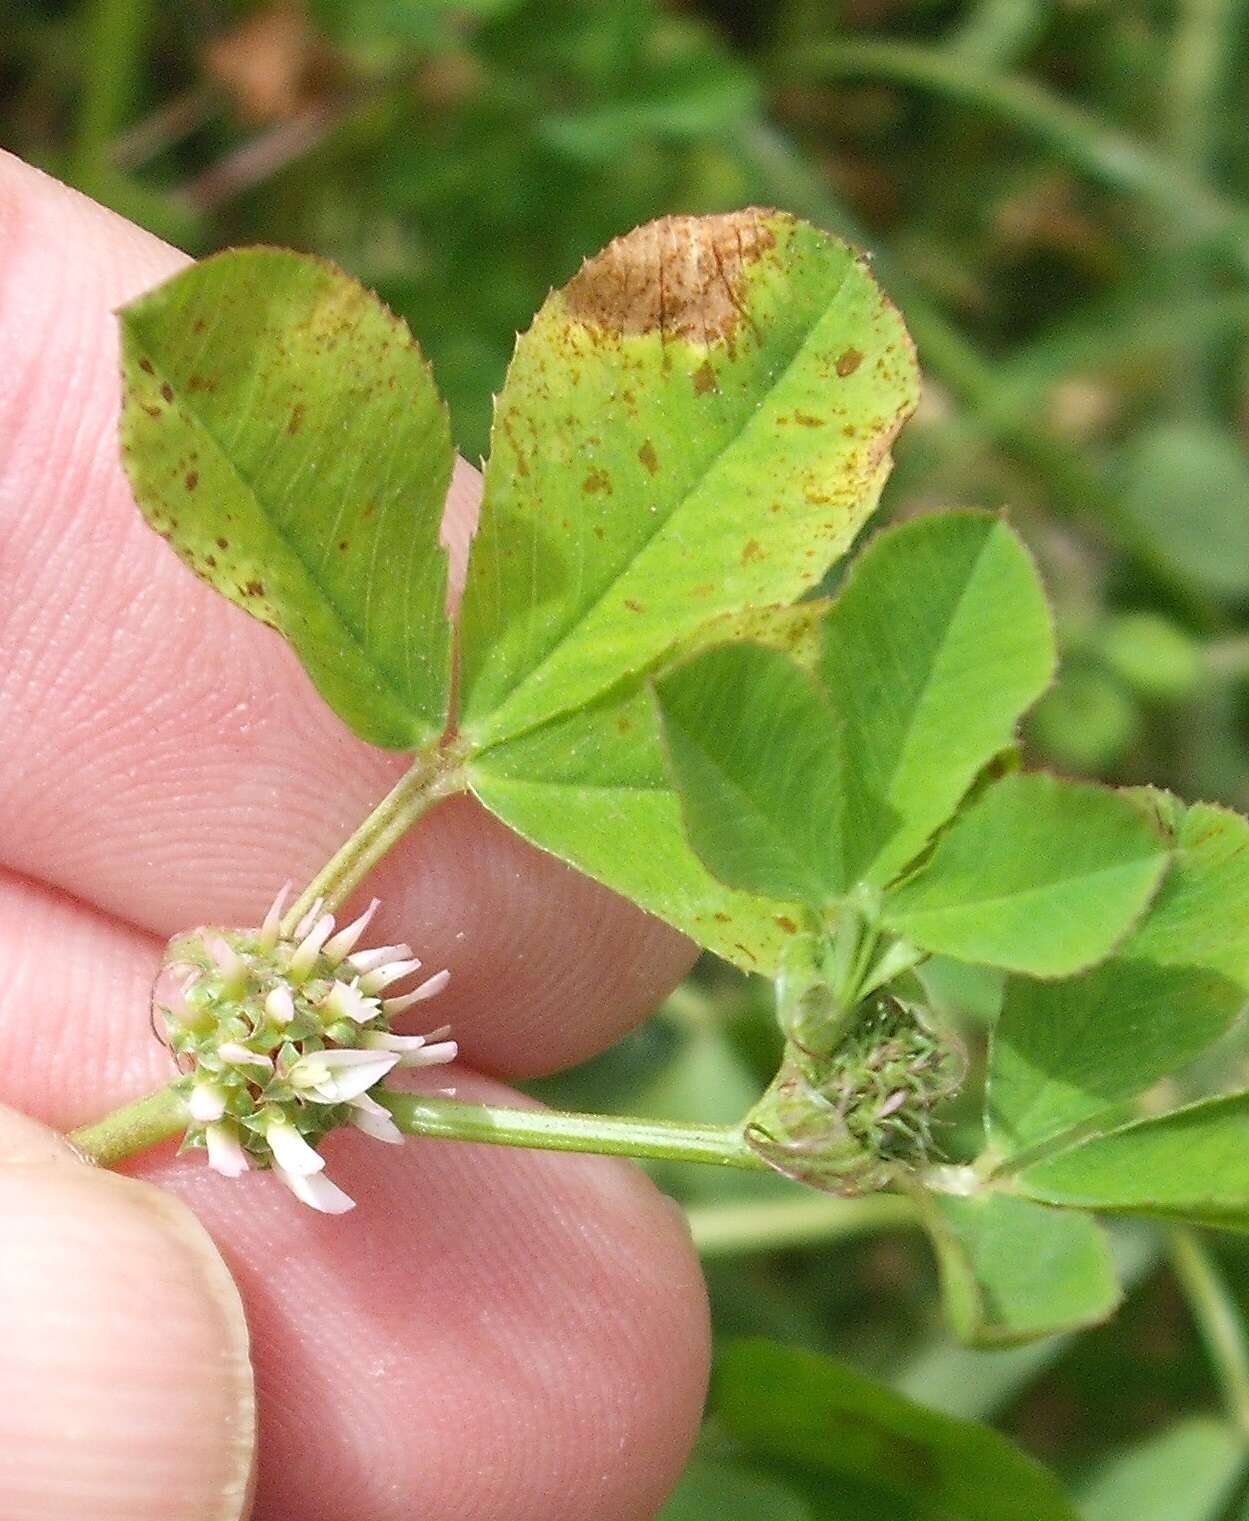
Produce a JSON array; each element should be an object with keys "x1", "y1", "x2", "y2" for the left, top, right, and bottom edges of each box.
[
  {"x1": 459, "y1": 208, "x2": 919, "y2": 752},
  {"x1": 120, "y1": 248, "x2": 454, "y2": 749}
]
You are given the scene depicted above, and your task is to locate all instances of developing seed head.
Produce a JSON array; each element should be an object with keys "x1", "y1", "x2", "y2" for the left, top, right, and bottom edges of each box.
[
  {"x1": 744, "y1": 993, "x2": 965, "y2": 1195},
  {"x1": 153, "y1": 887, "x2": 456, "y2": 1213}
]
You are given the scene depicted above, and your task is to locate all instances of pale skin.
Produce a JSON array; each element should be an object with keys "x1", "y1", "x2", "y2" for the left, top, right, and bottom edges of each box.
[{"x1": 0, "y1": 152, "x2": 709, "y2": 1521}]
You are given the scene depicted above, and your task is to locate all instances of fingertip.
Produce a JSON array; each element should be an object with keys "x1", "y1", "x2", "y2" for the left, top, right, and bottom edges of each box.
[{"x1": 0, "y1": 1106, "x2": 255, "y2": 1520}]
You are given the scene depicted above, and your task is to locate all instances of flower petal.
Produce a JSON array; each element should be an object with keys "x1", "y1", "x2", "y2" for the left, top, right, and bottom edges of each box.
[
  {"x1": 266, "y1": 1119, "x2": 325, "y2": 1176},
  {"x1": 275, "y1": 1164, "x2": 355, "y2": 1214},
  {"x1": 205, "y1": 1121, "x2": 250, "y2": 1178},
  {"x1": 322, "y1": 900, "x2": 380, "y2": 966}
]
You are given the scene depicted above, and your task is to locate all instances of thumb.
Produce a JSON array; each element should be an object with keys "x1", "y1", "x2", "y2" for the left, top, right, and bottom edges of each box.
[{"x1": 0, "y1": 1104, "x2": 255, "y2": 1519}]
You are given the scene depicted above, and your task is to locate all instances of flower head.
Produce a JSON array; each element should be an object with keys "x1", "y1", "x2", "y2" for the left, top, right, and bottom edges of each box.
[{"x1": 156, "y1": 889, "x2": 455, "y2": 1212}]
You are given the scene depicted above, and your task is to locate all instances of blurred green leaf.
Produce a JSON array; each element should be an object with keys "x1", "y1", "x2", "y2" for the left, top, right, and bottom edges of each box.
[
  {"x1": 1077, "y1": 1418, "x2": 1247, "y2": 1521},
  {"x1": 120, "y1": 249, "x2": 454, "y2": 749},
  {"x1": 716, "y1": 1339, "x2": 1080, "y2": 1520},
  {"x1": 820, "y1": 511, "x2": 1055, "y2": 888},
  {"x1": 882, "y1": 775, "x2": 1170, "y2": 976},
  {"x1": 1121, "y1": 425, "x2": 1249, "y2": 598},
  {"x1": 659, "y1": 1457, "x2": 813, "y2": 1520},
  {"x1": 989, "y1": 799, "x2": 1249, "y2": 1155},
  {"x1": 1017, "y1": 1092, "x2": 1249, "y2": 1229},
  {"x1": 1099, "y1": 613, "x2": 1201, "y2": 702},
  {"x1": 915, "y1": 1191, "x2": 1120, "y2": 1347},
  {"x1": 654, "y1": 642, "x2": 845, "y2": 907},
  {"x1": 1028, "y1": 666, "x2": 1140, "y2": 774},
  {"x1": 458, "y1": 209, "x2": 918, "y2": 749}
]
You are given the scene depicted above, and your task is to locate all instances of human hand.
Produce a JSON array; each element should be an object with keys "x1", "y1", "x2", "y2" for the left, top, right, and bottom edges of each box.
[{"x1": 0, "y1": 151, "x2": 708, "y2": 1521}]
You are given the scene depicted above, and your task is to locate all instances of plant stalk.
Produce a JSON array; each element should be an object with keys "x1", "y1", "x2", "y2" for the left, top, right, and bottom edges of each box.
[
  {"x1": 1167, "y1": 1227, "x2": 1249, "y2": 1437},
  {"x1": 380, "y1": 1093, "x2": 767, "y2": 1171},
  {"x1": 282, "y1": 743, "x2": 465, "y2": 933},
  {"x1": 687, "y1": 1191, "x2": 917, "y2": 1257}
]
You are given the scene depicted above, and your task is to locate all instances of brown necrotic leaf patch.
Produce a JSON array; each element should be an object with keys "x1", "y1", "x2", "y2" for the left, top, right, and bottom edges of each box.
[{"x1": 562, "y1": 209, "x2": 779, "y2": 345}]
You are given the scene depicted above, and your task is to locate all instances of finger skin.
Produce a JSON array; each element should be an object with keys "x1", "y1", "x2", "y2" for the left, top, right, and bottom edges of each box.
[
  {"x1": 0, "y1": 1105, "x2": 255, "y2": 1521},
  {"x1": 0, "y1": 868, "x2": 711, "y2": 1521},
  {"x1": 0, "y1": 149, "x2": 697, "y2": 1079}
]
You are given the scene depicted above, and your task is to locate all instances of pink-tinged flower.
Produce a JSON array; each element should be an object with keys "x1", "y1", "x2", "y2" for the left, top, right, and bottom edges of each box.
[{"x1": 159, "y1": 886, "x2": 454, "y2": 1214}]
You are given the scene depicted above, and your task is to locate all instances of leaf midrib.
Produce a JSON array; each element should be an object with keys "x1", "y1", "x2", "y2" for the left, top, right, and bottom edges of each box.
[
  {"x1": 472, "y1": 258, "x2": 859, "y2": 749},
  {"x1": 132, "y1": 334, "x2": 447, "y2": 732}
]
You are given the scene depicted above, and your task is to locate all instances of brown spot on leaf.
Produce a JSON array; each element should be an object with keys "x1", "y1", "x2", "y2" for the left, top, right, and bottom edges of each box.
[
  {"x1": 160, "y1": 382, "x2": 174, "y2": 403},
  {"x1": 583, "y1": 468, "x2": 612, "y2": 495},
  {"x1": 287, "y1": 403, "x2": 305, "y2": 435},
  {"x1": 562, "y1": 210, "x2": 778, "y2": 343},
  {"x1": 637, "y1": 440, "x2": 659, "y2": 474},
  {"x1": 624, "y1": 598, "x2": 643, "y2": 612},
  {"x1": 692, "y1": 360, "x2": 717, "y2": 396},
  {"x1": 216, "y1": 537, "x2": 229, "y2": 550},
  {"x1": 793, "y1": 412, "x2": 824, "y2": 427},
  {"x1": 742, "y1": 539, "x2": 764, "y2": 564},
  {"x1": 143, "y1": 405, "x2": 162, "y2": 419},
  {"x1": 138, "y1": 358, "x2": 154, "y2": 375},
  {"x1": 185, "y1": 471, "x2": 199, "y2": 491},
  {"x1": 836, "y1": 347, "x2": 864, "y2": 377},
  {"x1": 243, "y1": 580, "x2": 265, "y2": 598},
  {"x1": 713, "y1": 912, "x2": 730, "y2": 924},
  {"x1": 775, "y1": 915, "x2": 798, "y2": 934}
]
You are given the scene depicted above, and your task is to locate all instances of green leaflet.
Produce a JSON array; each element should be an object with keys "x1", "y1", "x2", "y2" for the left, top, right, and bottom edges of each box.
[
  {"x1": 655, "y1": 643, "x2": 847, "y2": 907},
  {"x1": 120, "y1": 249, "x2": 454, "y2": 749},
  {"x1": 881, "y1": 774, "x2": 1170, "y2": 977},
  {"x1": 458, "y1": 208, "x2": 918, "y2": 749},
  {"x1": 716, "y1": 1339, "x2": 1079, "y2": 1521},
  {"x1": 988, "y1": 798, "x2": 1249, "y2": 1156},
  {"x1": 1017, "y1": 1092, "x2": 1249, "y2": 1230},
  {"x1": 820, "y1": 511, "x2": 1055, "y2": 887},
  {"x1": 915, "y1": 1191, "x2": 1120, "y2": 1348},
  {"x1": 468, "y1": 603, "x2": 827, "y2": 973}
]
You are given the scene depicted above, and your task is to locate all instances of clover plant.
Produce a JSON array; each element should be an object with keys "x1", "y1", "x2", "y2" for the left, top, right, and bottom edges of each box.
[{"x1": 70, "y1": 208, "x2": 1249, "y2": 1515}]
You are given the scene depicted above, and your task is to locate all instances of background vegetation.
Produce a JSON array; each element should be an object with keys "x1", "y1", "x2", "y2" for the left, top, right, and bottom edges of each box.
[{"x1": 7, "y1": 0, "x2": 1249, "y2": 1513}]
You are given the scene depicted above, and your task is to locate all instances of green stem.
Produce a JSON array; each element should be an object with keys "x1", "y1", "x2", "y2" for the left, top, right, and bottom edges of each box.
[
  {"x1": 68, "y1": 1081, "x2": 768, "y2": 1174},
  {"x1": 1167, "y1": 1227, "x2": 1249, "y2": 1436},
  {"x1": 282, "y1": 743, "x2": 465, "y2": 933},
  {"x1": 687, "y1": 1191, "x2": 917, "y2": 1257},
  {"x1": 786, "y1": 40, "x2": 1249, "y2": 277},
  {"x1": 75, "y1": 0, "x2": 151, "y2": 178},
  {"x1": 70, "y1": 1084, "x2": 187, "y2": 1168},
  {"x1": 380, "y1": 1093, "x2": 766, "y2": 1171}
]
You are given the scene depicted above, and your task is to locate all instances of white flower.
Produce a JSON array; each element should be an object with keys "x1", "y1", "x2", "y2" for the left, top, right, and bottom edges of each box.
[
  {"x1": 348, "y1": 1091, "x2": 404, "y2": 1145},
  {"x1": 217, "y1": 1041, "x2": 274, "y2": 1071},
  {"x1": 322, "y1": 899, "x2": 380, "y2": 965},
  {"x1": 165, "y1": 888, "x2": 454, "y2": 1214},
  {"x1": 206, "y1": 1120, "x2": 250, "y2": 1178},
  {"x1": 361, "y1": 1030, "x2": 458, "y2": 1069},
  {"x1": 320, "y1": 978, "x2": 380, "y2": 1025},
  {"x1": 265, "y1": 1116, "x2": 325, "y2": 1176},
  {"x1": 290, "y1": 1047, "x2": 400, "y2": 1102},
  {"x1": 265, "y1": 984, "x2": 296, "y2": 1024},
  {"x1": 188, "y1": 1080, "x2": 228, "y2": 1123},
  {"x1": 276, "y1": 1165, "x2": 356, "y2": 1214},
  {"x1": 384, "y1": 969, "x2": 451, "y2": 1014}
]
